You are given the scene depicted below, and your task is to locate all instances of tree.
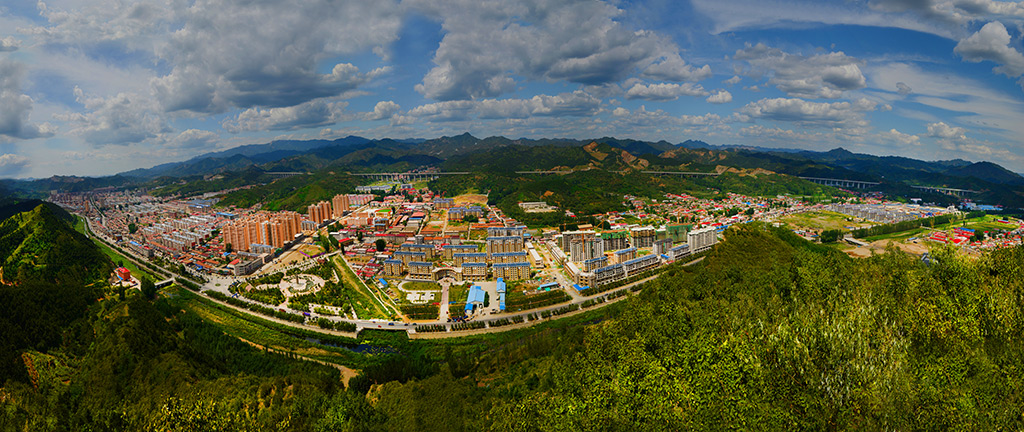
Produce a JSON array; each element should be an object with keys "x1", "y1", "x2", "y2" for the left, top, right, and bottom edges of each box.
[
  {"x1": 357, "y1": 231, "x2": 365, "y2": 242},
  {"x1": 141, "y1": 277, "x2": 156, "y2": 300},
  {"x1": 819, "y1": 229, "x2": 844, "y2": 243},
  {"x1": 128, "y1": 222, "x2": 138, "y2": 234},
  {"x1": 225, "y1": 243, "x2": 233, "y2": 253},
  {"x1": 462, "y1": 215, "x2": 479, "y2": 223},
  {"x1": 972, "y1": 231, "x2": 985, "y2": 242},
  {"x1": 375, "y1": 239, "x2": 387, "y2": 252},
  {"x1": 744, "y1": 208, "x2": 755, "y2": 216}
]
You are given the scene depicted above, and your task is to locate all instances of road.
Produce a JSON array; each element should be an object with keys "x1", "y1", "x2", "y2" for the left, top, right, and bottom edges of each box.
[{"x1": 438, "y1": 279, "x2": 451, "y2": 322}]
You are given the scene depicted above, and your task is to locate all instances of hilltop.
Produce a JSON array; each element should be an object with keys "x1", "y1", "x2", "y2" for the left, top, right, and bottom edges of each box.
[{"x1": 0, "y1": 202, "x2": 111, "y2": 286}]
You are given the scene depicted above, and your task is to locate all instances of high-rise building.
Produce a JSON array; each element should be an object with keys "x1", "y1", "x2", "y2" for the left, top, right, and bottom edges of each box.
[
  {"x1": 653, "y1": 238, "x2": 673, "y2": 256},
  {"x1": 630, "y1": 227, "x2": 656, "y2": 249},
  {"x1": 687, "y1": 226, "x2": 717, "y2": 254},
  {"x1": 561, "y1": 230, "x2": 601, "y2": 263},
  {"x1": 486, "y1": 236, "x2": 524, "y2": 256},
  {"x1": 307, "y1": 200, "x2": 333, "y2": 225},
  {"x1": 600, "y1": 230, "x2": 630, "y2": 251},
  {"x1": 332, "y1": 194, "x2": 350, "y2": 218}
]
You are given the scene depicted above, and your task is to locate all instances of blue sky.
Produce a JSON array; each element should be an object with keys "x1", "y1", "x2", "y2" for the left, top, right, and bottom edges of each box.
[{"x1": 3, "y1": 0, "x2": 1024, "y2": 178}]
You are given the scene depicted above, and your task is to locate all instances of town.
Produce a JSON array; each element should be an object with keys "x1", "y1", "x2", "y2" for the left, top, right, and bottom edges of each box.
[{"x1": 49, "y1": 177, "x2": 1024, "y2": 335}]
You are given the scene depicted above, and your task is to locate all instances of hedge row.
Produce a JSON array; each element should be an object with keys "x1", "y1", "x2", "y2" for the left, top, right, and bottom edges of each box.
[
  {"x1": 207, "y1": 290, "x2": 306, "y2": 323},
  {"x1": 541, "y1": 304, "x2": 580, "y2": 318},
  {"x1": 416, "y1": 324, "x2": 447, "y2": 333},
  {"x1": 315, "y1": 317, "x2": 357, "y2": 332},
  {"x1": 452, "y1": 321, "x2": 487, "y2": 331}
]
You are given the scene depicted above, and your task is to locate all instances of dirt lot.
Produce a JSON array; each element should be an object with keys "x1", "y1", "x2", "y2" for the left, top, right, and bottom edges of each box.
[
  {"x1": 845, "y1": 239, "x2": 930, "y2": 258},
  {"x1": 454, "y1": 194, "x2": 488, "y2": 206}
]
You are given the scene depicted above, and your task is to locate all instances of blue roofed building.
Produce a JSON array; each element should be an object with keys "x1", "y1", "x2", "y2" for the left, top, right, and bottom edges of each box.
[
  {"x1": 465, "y1": 285, "x2": 486, "y2": 313},
  {"x1": 496, "y1": 277, "x2": 507, "y2": 311}
]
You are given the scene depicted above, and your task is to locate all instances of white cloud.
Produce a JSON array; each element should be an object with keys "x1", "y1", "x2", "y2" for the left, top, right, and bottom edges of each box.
[
  {"x1": 739, "y1": 97, "x2": 879, "y2": 129},
  {"x1": 706, "y1": 90, "x2": 733, "y2": 104},
  {"x1": 222, "y1": 99, "x2": 350, "y2": 133},
  {"x1": 641, "y1": 53, "x2": 713, "y2": 82},
  {"x1": 624, "y1": 82, "x2": 708, "y2": 100},
  {"x1": 367, "y1": 101, "x2": 401, "y2": 121},
  {"x1": 170, "y1": 129, "x2": 219, "y2": 149},
  {"x1": 409, "y1": 91, "x2": 601, "y2": 122},
  {"x1": 0, "y1": 154, "x2": 30, "y2": 177},
  {"x1": 886, "y1": 128, "x2": 921, "y2": 145},
  {"x1": 735, "y1": 43, "x2": 867, "y2": 99},
  {"x1": 690, "y1": 0, "x2": 960, "y2": 39},
  {"x1": 56, "y1": 86, "x2": 168, "y2": 145},
  {"x1": 0, "y1": 59, "x2": 55, "y2": 140},
  {"x1": 954, "y1": 21, "x2": 1024, "y2": 78},
  {"x1": 407, "y1": 100, "x2": 476, "y2": 122},
  {"x1": 410, "y1": 0, "x2": 690, "y2": 100},
  {"x1": 146, "y1": 0, "x2": 401, "y2": 113},
  {"x1": 0, "y1": 37, "x2": 19, "y2": 52},
  {"x1": 724, "y1": 75, "x2": 742, "y2": 85},
  {"x1": 927, "y1": 121, "x2": 968, "y2": 140},
  {"x1": 953, "y1": 0, "x2": 1024, "y2": 18}
]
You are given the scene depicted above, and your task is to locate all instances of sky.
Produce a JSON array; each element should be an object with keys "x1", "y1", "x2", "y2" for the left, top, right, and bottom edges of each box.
[{"x1": 3, "y1": 0, "x2": 1024, "y2": 178}]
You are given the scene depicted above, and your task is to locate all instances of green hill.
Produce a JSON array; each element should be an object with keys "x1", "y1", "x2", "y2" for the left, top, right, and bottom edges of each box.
[
  {"x1": 0, "y1": 203, "x2": 111, "y2": 286},
  {"x1": 0, "y1": 202, "x2": 112, "y2": 382}
]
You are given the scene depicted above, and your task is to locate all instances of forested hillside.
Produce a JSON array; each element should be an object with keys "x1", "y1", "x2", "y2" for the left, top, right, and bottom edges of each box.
[
  {"x1": 0, "y1": 203, "x2": 112, "y2": 384},
  {"x1": 0, "y1": 203, "x2": 111, "y2": 285}
]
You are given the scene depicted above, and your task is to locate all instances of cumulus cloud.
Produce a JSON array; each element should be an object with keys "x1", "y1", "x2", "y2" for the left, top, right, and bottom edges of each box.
[
  {"x1": 609, "y1": 105, "x2": 722, "y2": 128},
  {"x1": 724, "y1": 75, "x2": 742, "y2": 85},
  {"x1": 148, "y1": 0, "x2": 401, "y2": 113},
  {"x1": 927, "y1": 121, "x2": 968, "y2": 140},
  {"x1": 0, "y1": 37, "x2": 19, "y2": 52},
  {"x1": 896, "y1": 82, "x2": 913, "y2": 95},
  {"x1": 409, "y1": 91, "x2": 601, "y2": 122},
  {"x1": 56, "y1": 86, "x2": 168, "y2": 145},
  {"x1": 887, "y1": 128, "x2": 921, "y2": 145},
  {"x1": 170, "y1": 129, "x2": 219, "y2": 149},
  {"x1": 951, "y1": 0, "x2": 1024, "y2": 18},
  {"x1": 739, "y1": 97, "x2": 879, "y2": 128},
  {"x1": 706, "y1": 90, "x2": 733, "y2": 104},
  {"x1": 367, "y1": 101, "x2": 401, "y2": 121},
  {"x1": 641, "y1": 53, "x2": 713, "y2": 82},
  {"x1": 624, "y1": 82, "x2": 708, "y2": 100},
  {"x1": 411, "y1": 0, "x2": 689, "y2": 100},
  {"x1": 0, "y1": 154, "x2": 30, "y2": 177},
  {"x1": 222, "y1": 99, "x2": 350, "y2": 133},
  {"x1": 734, "y1": 43, "x2": 867, "y2": 98},
  {"x1": 954, "y1": 21, "x2": 1024, "y2": 78},
  {"x1": 0, "y1": 59, "x2": 55, "y2": 140}
]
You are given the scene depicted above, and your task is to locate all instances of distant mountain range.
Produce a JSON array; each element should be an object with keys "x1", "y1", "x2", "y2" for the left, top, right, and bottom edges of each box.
[{"x1": 3, "y1": 133, "x2": 1023, "y2": 208}]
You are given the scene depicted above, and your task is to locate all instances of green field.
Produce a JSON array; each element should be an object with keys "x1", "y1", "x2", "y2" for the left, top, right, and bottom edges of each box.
[
  {"x1": 862, "y1": 226, "x2": 933, "y2": 243},
  {"x1": 165, "y1": 286, "x2": 372, "y2": 367},
  {"x1": 331, "y1": 256, "x2": 391, "y2": 319},
  {"x1": 778, "y1": 210, "x2": 869, "y2": 231},
  {"x1": 401, "y1": 281, "x2": 441, "y2": 291}
]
